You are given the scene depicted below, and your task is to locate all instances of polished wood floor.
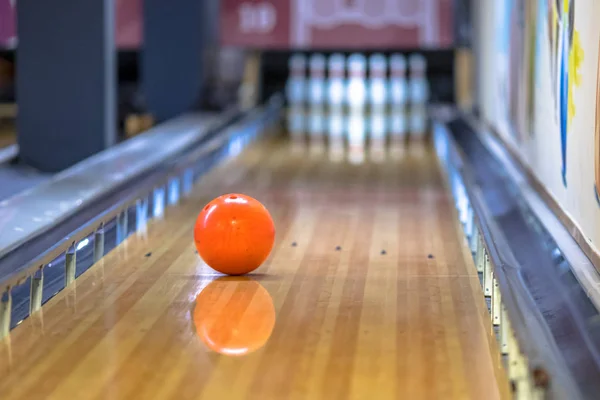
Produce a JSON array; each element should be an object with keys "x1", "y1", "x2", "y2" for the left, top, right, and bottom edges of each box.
[{"x1": 0, "y1": 134, "x2": 510, "y2": 400}]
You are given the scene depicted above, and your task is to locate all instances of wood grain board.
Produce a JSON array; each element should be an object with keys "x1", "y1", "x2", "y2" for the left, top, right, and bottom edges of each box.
[{"x1": 0, "y1": 135, "x2": 510, "y2": 399}]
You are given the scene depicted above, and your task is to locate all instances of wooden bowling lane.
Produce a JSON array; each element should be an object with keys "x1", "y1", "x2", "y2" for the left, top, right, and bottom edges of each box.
[{"x1": 0, "y1": 135, "x2": 510, "y2": 400}]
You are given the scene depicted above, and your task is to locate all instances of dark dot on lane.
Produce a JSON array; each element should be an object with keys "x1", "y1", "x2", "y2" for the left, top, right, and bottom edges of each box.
[
  {"x1": 291, "y1": 242, "x2": 297, "y2": 247},
  {"x1": 381, "y1": 250, "x2": 387, "y2": 255},
  {"x1": 335, "y1": 246, "x2": 342, "y2": 251},
  {"x1": 145, "y1": 252, "x2": 152, "y2": 257},
  {"x1": 428, "y1": 254, "x2": 434, "y2": 259}
]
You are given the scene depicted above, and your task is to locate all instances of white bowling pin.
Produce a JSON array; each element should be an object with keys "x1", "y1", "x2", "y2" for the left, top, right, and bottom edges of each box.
[
  {"x1": 389, "y1": 53, "x2": 408, "y2": 107},
  {"x1": 408, "y1": 54, "x2": 428, "y2": 139},
  {"x1": 309, "y1": 105, "x2": 326, "y2": 154},
  {"x1": 286, "y1": 54, "x2": 307, "y2": 106},
  {"x1": 328, "y1": 108, "x2": 345, "y2": 139},
  {"x1": 370, "y1": 108, "x2": 387, "y2": 145},
  {"x1": 347, "y1": 110, "x2": 366, "y2": 149},
  {"x1": 328, "y1": 109, "x2": 345, "y2": 162},
  {"x1": 346, "y1": 53, "x2": 367, "y2": 113},
  {"x1": 308, "y1": 105, "x2": 325, "y2": 136},
  {"x1": 308, "y1": 53, "x2": 326, "y2": 107},
  {"x1": 389, "y1": 107, "x2": 407, "y2": 142},
  {"x1": 408, "y1": 53, "x2": 429, "y2": 104},
  {"x1": 368, "y1": 53, "x2": 388, "y2": 110},
  {"x1": 348, "y1": 111, "x2": 366, "y2": 165},
  {"x1": 327, "y1": 53, "x2": 346, "y2": 111}
]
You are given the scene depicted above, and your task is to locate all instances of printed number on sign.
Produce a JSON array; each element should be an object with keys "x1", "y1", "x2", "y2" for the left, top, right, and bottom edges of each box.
[{"x1": 239, "y1": 2, "x2": 277, "y2": 34}]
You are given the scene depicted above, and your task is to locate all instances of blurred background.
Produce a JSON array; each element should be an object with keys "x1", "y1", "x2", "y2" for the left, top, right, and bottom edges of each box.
[{"x1": 0, "y1": 0, "x2": 470, "y2": 153}]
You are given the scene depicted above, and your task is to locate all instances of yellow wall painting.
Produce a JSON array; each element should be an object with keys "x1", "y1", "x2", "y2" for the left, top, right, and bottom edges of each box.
[{"x1": 477, "y1": 0, "x2": 600, "y2": 257}]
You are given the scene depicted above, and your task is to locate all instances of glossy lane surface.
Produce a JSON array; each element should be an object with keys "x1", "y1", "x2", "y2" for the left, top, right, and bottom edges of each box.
[{"x1": 0, "y1": 135, "x2": 510, "y2": 400}]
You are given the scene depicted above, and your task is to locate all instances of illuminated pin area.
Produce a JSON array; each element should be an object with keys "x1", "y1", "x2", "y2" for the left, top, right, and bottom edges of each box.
[
  {"x1": 284, "y1": 51, "x2": 429, "y2": 161},
  {"x1": 408, "y1": 53, "x2": 429, "y2": 140},
  {"x1": 286, "y1": 53, "x2": 307, "y2": 140}
]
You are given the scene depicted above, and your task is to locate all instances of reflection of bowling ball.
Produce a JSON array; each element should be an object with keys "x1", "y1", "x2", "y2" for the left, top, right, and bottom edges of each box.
[
  {"x1": 193, "y1": 277, "x2": 276, "y2": 356},
  {"x1": 194, "y1": 193, "x2": 275, "y2": 275}
]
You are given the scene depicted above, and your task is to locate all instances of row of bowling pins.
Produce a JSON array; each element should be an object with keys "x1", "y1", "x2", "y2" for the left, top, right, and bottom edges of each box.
[
  {"x1": 287, "y1": 106, "x2": 428, "y2": 144},
  {"x1": 286, "y1": 52, "x2": 429, "y2": 110}
]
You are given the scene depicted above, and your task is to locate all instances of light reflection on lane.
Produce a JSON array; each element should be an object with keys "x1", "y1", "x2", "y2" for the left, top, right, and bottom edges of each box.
[
  {"x1": 192, "y1": 277, "x2": 276, "y2": 357},
  {"x1": 284, "y1": 108, "x2": 426, "y2": 165}
]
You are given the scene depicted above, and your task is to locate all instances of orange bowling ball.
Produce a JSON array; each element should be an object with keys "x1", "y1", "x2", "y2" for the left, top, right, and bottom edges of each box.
[{"x1": 194, "y1": 193, "x2": 275, "y2": 275}]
